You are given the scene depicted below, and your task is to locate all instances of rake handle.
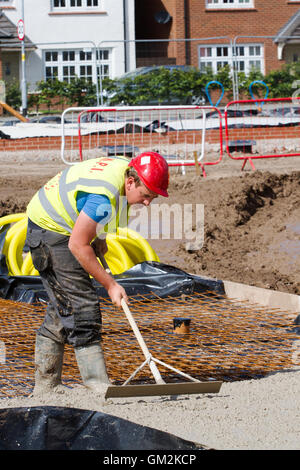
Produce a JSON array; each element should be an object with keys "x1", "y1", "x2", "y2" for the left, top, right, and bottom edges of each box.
[
  {"x1": 98, "y1": 250, "x2": 111, "y2": 273},
  {"x1": 98, "y1": 253, "x2": 164, "y2": 384},
  {"x1": 121, "y1": 299, "x2": 165, "y2": 384}
]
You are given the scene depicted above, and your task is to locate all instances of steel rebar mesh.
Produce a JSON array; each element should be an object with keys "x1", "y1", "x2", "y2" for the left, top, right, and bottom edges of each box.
[{"x1": 0, "y1": 291, "x2": 299, "y2": 398}]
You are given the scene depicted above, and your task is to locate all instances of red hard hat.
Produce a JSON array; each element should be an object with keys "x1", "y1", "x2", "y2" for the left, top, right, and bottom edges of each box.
[{"x1": 129, "y1": 152, "x2": 169, "y2": 197}]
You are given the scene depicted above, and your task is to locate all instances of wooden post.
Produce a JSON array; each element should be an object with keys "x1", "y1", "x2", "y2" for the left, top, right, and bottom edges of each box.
[
  {"x1": 0, "y1": 101, "x2": 28, "y2": 122},
  {"x1": 193, "y1": 151, "x2": 200, "y2": 175}
]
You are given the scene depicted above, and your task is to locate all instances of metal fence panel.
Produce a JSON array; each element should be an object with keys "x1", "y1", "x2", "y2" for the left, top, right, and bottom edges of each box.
[
  {"x1": 224, "y1": 97, "x2": 300, "y2": 170},
  {"x1": 61, "y1": 105, "x2": 224, "y2": 177}
]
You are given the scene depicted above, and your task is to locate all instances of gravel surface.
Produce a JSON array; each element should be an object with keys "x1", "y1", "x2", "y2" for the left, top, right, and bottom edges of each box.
[{"x1": 0, "y1": 368, "x2": 299, "y2": 450}]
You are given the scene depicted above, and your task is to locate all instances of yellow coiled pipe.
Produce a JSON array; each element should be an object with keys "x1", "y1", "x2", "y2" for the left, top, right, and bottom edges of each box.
[{"x1": 0, "y1": 213, "x2": 160, "y2": 276}]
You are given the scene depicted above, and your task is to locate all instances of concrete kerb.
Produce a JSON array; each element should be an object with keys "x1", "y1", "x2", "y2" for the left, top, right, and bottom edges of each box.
[
  {"x1": 190, "y1": 269, "x2": 300, "y2": 315},
  {"x1": 223, "y1": 279, "x2": 300, "y2": 315}
]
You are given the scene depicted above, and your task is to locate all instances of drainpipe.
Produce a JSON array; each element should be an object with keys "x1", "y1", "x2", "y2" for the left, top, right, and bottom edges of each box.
[
  {"x1": 184, "y1": 0, "x2": 190, "y2": 65},
  {"x1": 123, "y1": 0, "x2": 128, "y2": 73},
  {"x1": 20, "y1": 0, "x2": 27, "y2": 116}
]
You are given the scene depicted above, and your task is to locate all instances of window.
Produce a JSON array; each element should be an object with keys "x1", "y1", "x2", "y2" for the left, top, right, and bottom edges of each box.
[
  {"x1": 62, "y1": 51, "x2": 76, "y2": 82},
  {"x1": 45, "y1": 51, "x2": 59, "y2": 81},
  {"x1": 0, "y1": 0, "x2": 14, "y2": 5},
  {"x1": 97, "y1": 49, "x2": 110, "y2": 79},
  {"x1": 52, "y1": 0, "x2": 100, "y2": 10},
  {"x1": 79, "y1": 50, "x2": 93, "y2": 81},
  {"x1": 206, "y1": 0, "x2": 254, "y2": 9},
  {"x1": 198, "y1": 44, "x2": 263, "y2": 75},
  {"x1": 44, "y1": 48, "x2": 111, "y2": 83}
]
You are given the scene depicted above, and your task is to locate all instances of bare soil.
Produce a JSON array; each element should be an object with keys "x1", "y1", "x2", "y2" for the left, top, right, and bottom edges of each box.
[
  {"x1": 1, "y1": 153, "x2": 299, "y2": 295},
  {"x1": 158, "y1": 168, "x2": 300, "y2": 294}
]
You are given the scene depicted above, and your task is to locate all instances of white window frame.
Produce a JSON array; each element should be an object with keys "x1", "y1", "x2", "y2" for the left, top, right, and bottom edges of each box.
[
  {"x1": 206, "y1": 0, "x2": 254, "y2": 9},
  {"x1": 198, "y1": 43, "x2": 264, "y2": 75},
  {"x1": 51, "y1": 0, "x2": 101, "y2": 11},
  {"x1": 44, "y1": 48, "x2": 111, "y2": 83},
  {"x1": 96, "y1": 49, "x2": 111, "y2": 79}
]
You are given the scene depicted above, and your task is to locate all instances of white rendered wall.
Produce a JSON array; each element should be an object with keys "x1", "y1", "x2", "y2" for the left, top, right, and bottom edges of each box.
[{"x1": 4, "y1": 0, "x2": 136, "y2": 90}]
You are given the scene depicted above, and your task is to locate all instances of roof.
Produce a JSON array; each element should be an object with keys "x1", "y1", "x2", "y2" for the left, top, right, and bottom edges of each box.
[
  {"x1": 0, "y1": 10, "x2": 35, "y2": 49},
  {"x1": 274, "y1": 9, "x2": 300, "y2": 43}
]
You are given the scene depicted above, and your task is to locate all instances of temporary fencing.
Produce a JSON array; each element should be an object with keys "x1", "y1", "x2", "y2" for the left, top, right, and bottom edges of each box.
[
  {"x1": 224, "y1": 97, "x2": 300, "y2": 170},
  {"x1": 61, "y1": 105, "x2": 224, "y2": 176},
  {"x1": 61, "y1": 98, "x2": 300, "y2": 175},
  {"x1": 2, "y1": 98, "x2": 298, "y2": 175}
]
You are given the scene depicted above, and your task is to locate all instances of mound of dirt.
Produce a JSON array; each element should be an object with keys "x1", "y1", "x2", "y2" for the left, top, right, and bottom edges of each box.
[{"x1": 156, "y1": 171, "x2": 300, "y2": 294}]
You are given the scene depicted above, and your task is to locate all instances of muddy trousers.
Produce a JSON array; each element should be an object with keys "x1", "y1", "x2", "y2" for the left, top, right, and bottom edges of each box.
[
  {"x1": 26, "y1": 222, "x2": 102, "y2": 348},
  {"x1": 26, "y1": 222, "x2": 110, "y2": 392}
]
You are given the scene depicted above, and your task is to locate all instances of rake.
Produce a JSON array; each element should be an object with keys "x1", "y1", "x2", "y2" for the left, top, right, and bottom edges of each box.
[{"x1": 99, "y1": 254, "x2": 222, "y2": 399}]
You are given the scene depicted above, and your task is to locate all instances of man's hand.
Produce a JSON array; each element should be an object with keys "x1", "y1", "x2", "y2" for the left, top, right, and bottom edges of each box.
[{"x1": 108, "y1": 282, "x2": 129, "y2": 308}]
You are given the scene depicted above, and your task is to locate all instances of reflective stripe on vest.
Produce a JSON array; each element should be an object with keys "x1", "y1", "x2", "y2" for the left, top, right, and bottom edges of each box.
[
  {"x1": 37, "y1": 167, "x2": 123, "y2": 231},
  {"x1": 38, "y1": 186, "x2": 72, "y2": 233},
  {"x1": 30, "y1": 158, "x2": 129, "y2": 234}
]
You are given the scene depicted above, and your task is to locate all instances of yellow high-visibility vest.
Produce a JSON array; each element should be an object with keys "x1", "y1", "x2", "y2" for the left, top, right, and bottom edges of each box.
[{"x1": 27, "y1": 156, "x2": 130, "y2": 236}]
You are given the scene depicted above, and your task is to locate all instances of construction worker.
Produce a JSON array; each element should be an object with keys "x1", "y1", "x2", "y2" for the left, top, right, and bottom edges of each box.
[{"x1": 26, "y1": 152, "x2": 169, "y2": 395}]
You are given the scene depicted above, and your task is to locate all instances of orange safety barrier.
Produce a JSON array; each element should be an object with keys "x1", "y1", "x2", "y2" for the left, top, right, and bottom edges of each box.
[{"x1": 224, "y1": 97, "x2": 300, "y2": 170}]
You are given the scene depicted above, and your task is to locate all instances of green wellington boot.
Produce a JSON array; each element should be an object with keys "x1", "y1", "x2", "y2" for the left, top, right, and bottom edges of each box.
[
  {"x1": 74, "y1": 342, "x2": 110, "y2": 395},
  {"x1": 33, "y1": 334, "x2": 64, "y2": 394}
]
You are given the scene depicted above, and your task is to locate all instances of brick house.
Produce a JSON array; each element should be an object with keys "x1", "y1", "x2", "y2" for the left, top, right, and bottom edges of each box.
[{"x1": 135, "y1": 0, "x2": 300, "y2": 76}]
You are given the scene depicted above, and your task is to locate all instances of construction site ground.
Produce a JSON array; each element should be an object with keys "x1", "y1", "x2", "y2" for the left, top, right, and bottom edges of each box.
[
  {"x1": 0, "y1": 150, "x2": 300, "y2": 450},
  {"x1": 1, "y1": 151, "x2": 299, "y2": 296}
]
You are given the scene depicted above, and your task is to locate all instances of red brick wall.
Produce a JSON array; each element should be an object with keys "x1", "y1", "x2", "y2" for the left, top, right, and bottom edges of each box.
[
  {"x1": 188, "y1": 0, "x2": 300, "y2": 73},
  {"x1": 1, "y1": 125, "x2": 299, "y2": 160},
  {"x1": 135, "y1": 0, "x2": 300, "y2": 73},
  {"x1": 0, "y1": 136, "x2": 62, "y2": 151}
]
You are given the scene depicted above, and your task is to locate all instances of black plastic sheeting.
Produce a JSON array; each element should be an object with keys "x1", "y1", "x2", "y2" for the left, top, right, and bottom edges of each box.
[
  {"x1": 0, "y1": 406, "x2": 205, "y2": 451},
  {"x1": 0, "y1": 261, "x2": 225, "y2": 304}
]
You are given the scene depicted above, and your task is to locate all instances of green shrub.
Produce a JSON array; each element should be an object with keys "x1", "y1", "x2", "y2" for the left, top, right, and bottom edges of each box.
[
  {"x1": 264, "y1": 62, "x2": 300, "y2": 98},
  {"x1": 22, "y1": 61, "x2": 300, "y2": 112},
  {"x1": 31, "y1": 77, "x2": 97, "y2": 112},
  {"x1": 64, "y1": 77, "x2": 97, "y2": 106},
  {"x1": 105, "y1": 62, "x2": 300, "y2": 105},
  {"x1": 106, "y1": 67, "x2": 213, "y2": 106},
  {"x1": 6, "y1": 80, "x2": 22, "y2": 110}
]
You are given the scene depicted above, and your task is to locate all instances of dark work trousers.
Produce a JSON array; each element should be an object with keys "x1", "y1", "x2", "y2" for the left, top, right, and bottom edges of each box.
[{"x1": 26, "y1": 220, "x2": 102, "y2": 348}]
